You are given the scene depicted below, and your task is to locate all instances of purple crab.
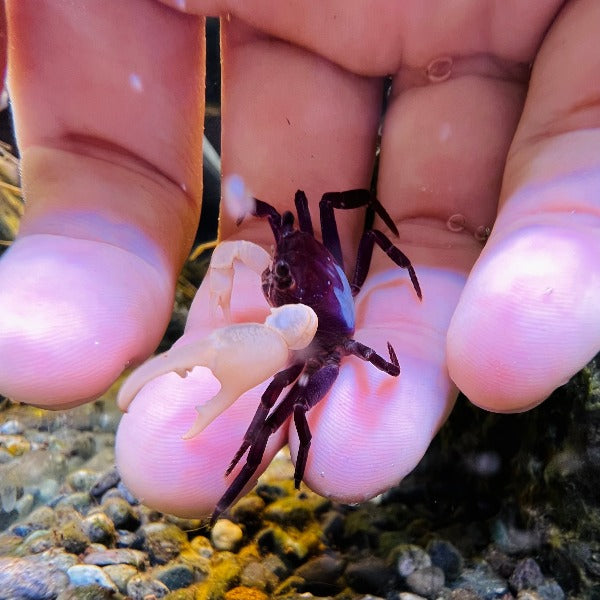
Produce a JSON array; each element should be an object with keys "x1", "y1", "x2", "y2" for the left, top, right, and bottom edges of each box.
[{"x1": 118, "y1": 175, "x2": 422, "y2": 522}]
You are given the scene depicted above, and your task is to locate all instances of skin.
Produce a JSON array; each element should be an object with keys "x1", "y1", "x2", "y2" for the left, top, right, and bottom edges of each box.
[{"x1": 0, "y1": 0, "x2": 599, "y2": 516}]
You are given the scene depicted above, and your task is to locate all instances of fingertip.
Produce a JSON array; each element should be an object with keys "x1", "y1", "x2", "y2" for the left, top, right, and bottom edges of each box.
[
  {"x1": 448, "y1": 224, "x2": 600, "y2": 412},
  {"x1": 0, "y1": 235, "x2": 173, "y2": 407},
  {"x1": 115, "y1": 368, "x2": 286, "y2": 517}
]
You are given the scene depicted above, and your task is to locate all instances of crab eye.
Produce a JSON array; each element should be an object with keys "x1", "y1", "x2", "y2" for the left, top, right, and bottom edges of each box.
[{"x1": 273, "y1": 260, "x2": 293, "y2": 290}]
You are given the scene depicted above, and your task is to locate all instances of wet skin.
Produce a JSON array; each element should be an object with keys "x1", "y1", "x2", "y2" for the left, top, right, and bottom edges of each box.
[{"x1": 0, "y1": 1, "x2": 599, "y2": 516}]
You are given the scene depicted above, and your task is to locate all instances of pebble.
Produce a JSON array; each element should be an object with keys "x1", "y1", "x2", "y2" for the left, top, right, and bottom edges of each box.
[
  {"x1": 405, "y1": 565, "x2": 445, "y2": 598},
  {"x1": 395, "y1": 544, "x2": 432, "y2": 578},
  {"x1": 451, "y1": 561, "x2": 509, "y2": 599},
  {"x1": 81, "y1": 512, "x2": 116, "y2": 545},
  {"x1": 66, "y1": 564, "x2": 118, "y2": 592},
  {"x1": 0, "y1": 556, "x2": 69, "y2": 600},
  {"x1": 83, "y1": 547, "x2": 147, "y2": 568},
  {"x1": 344, "y1": 556, "x2": 398, "y2": 595},
  {"x1": 126, "y1": 573, "x2": 170, "y2": 599},
  {"x1": 427, "y1": 539, "x2": 464, "y2": 581},
  {"x1": 509, "y1": 557, "x2": 545, "y2": 593},
  {"x1": 212, "y1": 518, "x2": 244, "y2": 551},
  {"x1": 66, "y1": 469, "x2": 101, "y2": 492},
  {"x1": 139, "y1": 521, "x2": 190, "y2": 564},
  {"x1": 154, "y1": 561, "x2": 195, "y2": 590},
  {"x1": 102, "y1": 563, "x2": 137, "y2": 594},
  {"x1": 101, "y1": 496, "x2": 140, "y2": 530}
]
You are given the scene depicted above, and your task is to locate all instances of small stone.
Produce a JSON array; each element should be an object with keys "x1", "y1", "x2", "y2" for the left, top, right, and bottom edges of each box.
[
  {"x1": 102, "y1": 563, "x2": 138, "y2": 594},
  {"x1": 59, "y1": 519, "x2": 90, "y2": 555},
  {"x1": 320, "y1": 509, "x2": 345, "y2": 544},
  {"x1": 55, "y1": 492, "x2": 93, "y2": 514},
  {"x1": 67, "y1": 469, "x2": 101, "y2": 492},
  {"x1": 211, "y1": 518, "x2": 244, "y2": 551},
  {"x1": 230, "y1": 494, "x2": 266, "y2": 526},
  {"x1": 102, "y1": 496, "x2": 140, "y2": 530},
  {"x1": 263, "y1": 496, "x2": 314, "y2": 529},
  {"x1": 256, "y1": 524, "x2": 319, "y2": 563},
  {"x1": 82, "y1": 512, "x2": 117, "y2": 545},
  {"x1": 344, "y1": 556, "x2": 397, "y2": 595},
  {"x1": 83, "y1": 548, "x2": 147, "y2": 568},
  {"x1": 509, "y1": 558, "x2": 545, "y2": 593},
  {"x1": 0, "y1": 556, "x2": 69, "y2": 600},
  {"x1": 240, "y1": 560, "x2": 279, "y2": 592},
  {"x1": 537, "y1": 581, "x2": 566, "y2": 600},
  {"x1": 139, "y1": 522, "x2": 189, "y2": 565},
  {"x1": 405, "y1": 565, "x2": 445, "y2": 598},
  {"x1": 18, "y1": 529, "x2": 56, "y2": 554},
  {"x1": 29, "y1": 547, "x2": 80, "y2": 572},
  {"x1": 67, "y1": 564, "x2": 118, "y2": 592},
  {"x1": 451, "y1": 561, "x2": 509, "y2": 599},
  {"x1": 295, "y1": 553, "x2": 346, "y2": 586},
  {"x1": 154, "y1": 562, "x2": 195, "y2": 590},
  {"x1": 427, "y1": 539, "x2": 464, "y2": 581},
  {"x1": 126, "y1": 573, "x2": 170, "y2": 600},
  {"x1": 89, "y1": 466, "x2": 120, "y2": 499},
  {"x1": 399, "y1": 593, "x2": 428, "y2": 600},
  {"x1": 394, "y1": 544, "x2": 432, "y2": 578}
]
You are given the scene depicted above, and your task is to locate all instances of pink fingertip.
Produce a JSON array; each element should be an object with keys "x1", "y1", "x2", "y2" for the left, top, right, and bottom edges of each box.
[
  {"x1": 448, "y1": 225, "x2": 600, "y2": 412},
  {"x1": 0, "y1": 236, "x2": 173, "y2": 407}
]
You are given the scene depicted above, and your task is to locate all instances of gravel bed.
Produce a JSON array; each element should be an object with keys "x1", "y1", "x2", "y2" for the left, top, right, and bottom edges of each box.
[{"x1": 0, "y1": 385, "x2": 588, "y2": 600}]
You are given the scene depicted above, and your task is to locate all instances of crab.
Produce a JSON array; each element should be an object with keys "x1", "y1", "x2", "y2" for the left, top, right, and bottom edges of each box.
[{"x1": 118, "y1": 175, "x2": 422, "y2": 523}]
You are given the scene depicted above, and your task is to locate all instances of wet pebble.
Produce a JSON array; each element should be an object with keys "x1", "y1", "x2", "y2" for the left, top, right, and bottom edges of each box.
[
  {"x1": 126, "y1": 573, "x2": 170, "y2": 599},
  {"x1": 55, "y1": 492, "x2": 93, "y2": 514},
  {"x1": 83, "y1": 547, "x2": 147, "y2": 568},
  {"x1": 139, "y1": 521, "x2": 190, "y2": 564},
  {"x1": 102, "y1": 496, "x2": 140, "y2": 530},
  {"x1": 451, "y1": 561, "x2": 509, "y2": 599},
  {"x1": 395, "y1": 544, "x2": 432, "y2": 578},
  {"x1": 89, "y1": 466, "x2": 120, "y2": 499},
  {"x1": 344, "y1": 556, "x2": 398, "y2": 595},
  {"x1": 405, "y1": 565, "x2": 445, "y2": 598},
  {"x1": 102, "y1": 563, "x2": 137, "y2": 594},
  {"x1": 82, "y1": 512, "x2": 117, "y2": 545},
  {"x1": 211, "y1": 518, "x2": 244, "y2": 551},
  {"x1": 66, "y1": 564, "x2": 118, "y2": 592},
  {"x1": 59, "y1": 519, "x2": 90, "y2": 555},
  {"x1": 0, "y1": 556, "x2": 69, "y2": 600},
  {"x1": 427, "y1": 539, "x2": 464, "y2": 581},
  {"x1": 509, "y1": 557, "x2": 545, "y2": 593},
  {"x1": 154, "y1": 561, "x2": 195, "y2": 590},
  {"x1": 67, "y1": 469, "x2": 102, "y2": 492}
]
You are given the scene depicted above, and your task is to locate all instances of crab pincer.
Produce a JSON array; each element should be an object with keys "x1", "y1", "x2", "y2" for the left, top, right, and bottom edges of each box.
[{"x1": 117, "y1": 303, "x2": 318, "y2": 438}]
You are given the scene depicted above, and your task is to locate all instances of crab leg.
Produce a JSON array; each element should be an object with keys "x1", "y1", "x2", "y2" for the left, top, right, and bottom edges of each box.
[
  {"x1": 208, "y1": 240, "x2": 272, "y2": 321},
  {"x1": 117, "y1": 304, "x2": 318, "y2": 438}
]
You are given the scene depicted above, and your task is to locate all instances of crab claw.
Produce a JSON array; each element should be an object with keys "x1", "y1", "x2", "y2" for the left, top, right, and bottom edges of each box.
[{"x1": 116, "y1": 303, "x2": 318, "y2": 439}]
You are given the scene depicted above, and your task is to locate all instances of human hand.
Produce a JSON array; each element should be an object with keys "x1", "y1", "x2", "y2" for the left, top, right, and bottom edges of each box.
[{"x1": 1, "y1": 1, "x2": 599, "y2": 518}]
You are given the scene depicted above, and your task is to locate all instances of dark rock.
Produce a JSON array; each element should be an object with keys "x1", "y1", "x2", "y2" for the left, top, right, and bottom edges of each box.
[
  {"x1": 451, "y1": 561, "x2": 509, "y2": 600},
  {"x1": 509, "y1": 557, "x2": 545, "y2": 593},
  {"x1": 295, "y1": 553, "x2": 345, "y2": 595},
  {"x1": 344, "y1": 556, "x2": 397, "y2": 595},
  {"x1": 428, "y1": 539, "x2": 464, "y2": 581},
  {"x1": 406, "y1": 565, "x2": 445, "y2": 598},
  {"x1": 89, "y1": 466, "x2": 120, "y2": 499},
  {"x1": 154, "y1": 562, "x2": 195, "y2": 590}
]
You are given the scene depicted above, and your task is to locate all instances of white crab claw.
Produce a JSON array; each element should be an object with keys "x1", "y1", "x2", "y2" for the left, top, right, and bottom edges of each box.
[
  {"x1": 116, "y1": 304, "x2": 318, "y2": 440},
  {"x1": 207, "y1": 240, "x2": 271, "y2": 322}
]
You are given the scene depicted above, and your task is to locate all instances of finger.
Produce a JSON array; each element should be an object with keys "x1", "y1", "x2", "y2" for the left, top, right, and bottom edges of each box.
[
  {"x1": 447, "y1": 0, "x2": 600, "y2": 412},
  {"x1": 0, "y1": 0, "x2": 204, "y2": 406},
  {"x1": 116, "y1": 263, "x2": 288, "y2": 516},
  {"x1": 217, "y1": 17, "x2": 383, "y2": 251},
  {"x1": 295, "y1": 267, "x2": 461, "y2": 501}
]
